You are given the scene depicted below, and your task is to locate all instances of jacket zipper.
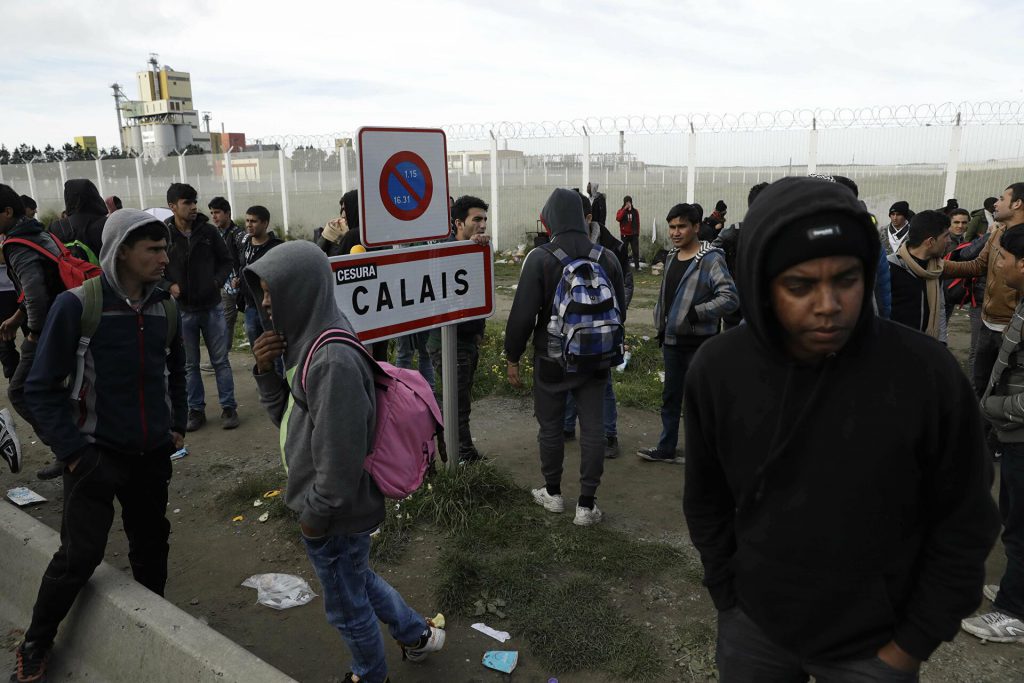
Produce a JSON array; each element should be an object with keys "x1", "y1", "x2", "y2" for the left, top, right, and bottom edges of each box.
[{"x1": 136, "y1": 311, "x2": 148, "y2": 447}]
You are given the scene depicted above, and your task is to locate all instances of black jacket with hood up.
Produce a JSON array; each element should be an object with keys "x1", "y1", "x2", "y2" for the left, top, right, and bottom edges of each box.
[
  {"x1": 504, "y1": 188, "x2": 626, "y2": 363},
  {"x1": 49, "y1": 179, "x2": 107, "y2": 257},
  {"x1": 682, "y1": 177, "x2": 999, "y2": 663}
]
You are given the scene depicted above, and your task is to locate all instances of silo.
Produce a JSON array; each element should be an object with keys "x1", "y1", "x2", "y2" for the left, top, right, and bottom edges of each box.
[
  {"x1": 147, "y1": 124, "x2": 177, "y2": 159},
  {"x1": 126, "y1": 126, "x2": 143, "y2": 155},
  {"x1": 174, "y1": 124, "x2": 194, "y2": 150}
]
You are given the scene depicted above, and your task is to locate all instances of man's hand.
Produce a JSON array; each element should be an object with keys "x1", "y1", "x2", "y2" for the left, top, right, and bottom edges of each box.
[
  {"x1": 0, "y1": 309, "x2": 25, "y2": 340},
  {"x1": 507, "y1": 361, "x2": 522, "y2": 388},
  {"x1": 66, "y1": 456, "x2": 81, "y2": 473},
  {"x1": 469, "y1": 233, "x2": 491, "y2": 246},
  {"x1": 876, "y1": 641, "x2": 920, "y2": 672},
  {"x1": 252, "y1": 331, "x2": 287, "y2": 374},
  {"x1": 171, "y1": 431, "x2": 184, "y2": 450},
  {"x1": 231, "y1": 277, "x2": 240, "y2": 289},
  {"x1": 300, "y1": 522, "x2": 325, "y2": 538},
  {"x1": 169, "y1": 283, "x2": 181, "y2": 298}
]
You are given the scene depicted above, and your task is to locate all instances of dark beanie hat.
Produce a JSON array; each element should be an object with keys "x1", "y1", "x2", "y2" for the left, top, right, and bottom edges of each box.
[
  {"x1": 715, "y1": 200, "x2": 727, "y2": 213},
  {"x1": 764, "y1": 211, "x2": 875, "y2": 283},
  {"x1": 889, "y1": 200, "x2": 910, "y2": 216}
]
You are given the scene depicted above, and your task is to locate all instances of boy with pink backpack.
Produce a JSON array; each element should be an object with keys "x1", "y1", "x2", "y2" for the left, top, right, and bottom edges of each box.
[{"x1": 245, "y1": 240, "x2": 445, "y2": 683}]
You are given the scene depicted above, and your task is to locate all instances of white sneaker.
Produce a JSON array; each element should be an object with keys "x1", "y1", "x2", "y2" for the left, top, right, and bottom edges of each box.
[
  {"x1": 532, "y1": 487, "x2": 565, "y2": 513},
  {"x1": 961, "y1": 611, "x2": 1024, "y2": 643},
  {"x1": 983, "y1": 584, "x2": 1000, "y2": 602},
  {"x1": 573, "y1": 504, "x2": 603, "y2": 526},
  {"x1": 0, "y1": 408, "x2": 22, "y2": 474},
  {"x1": 402, "y1": 622, "x2": 446, "y2": 662}
]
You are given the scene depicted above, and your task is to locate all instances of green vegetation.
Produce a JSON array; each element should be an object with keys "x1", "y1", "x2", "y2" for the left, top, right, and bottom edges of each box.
[{"x1": 218, "y1": 469, "x2": 293, "y2": 521}]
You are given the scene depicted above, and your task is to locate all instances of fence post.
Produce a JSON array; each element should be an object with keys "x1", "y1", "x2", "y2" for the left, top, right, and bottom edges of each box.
[
  {"x1": 177, "y1": 150, "x2": 187, "y2": 184},
  {"x1": 489, "y1": 130, "x2": 499, "y2": 251},
  {"x1": 59, "y1": 159, "x2": 68, "y2": 190},
  {"x1": 462, "y1": 151, "x2": 469, "y2": 177},
  {"x1": 94, "y1": 157, "x2": 105, "y2": 198},
  {"x1": 582, "y1": 126, "x2": 591, "y2": 195},
  {"x1": 686, "y1": 122, "x2": 697, "y2": 203},
  {"x1": 26, "y1": 159, "x2": 38, "y2": 203},
  {"x1": 224, "y1": 148, "x2": 235, "y2": 212},
  {"x1": 944, "y1": 112, "x2": 962, "y2": 203},
  {"x1": 807, "y1": 117, "x2": 819, "y2": 175},
  {"x1": 278, "y1": 149, "x2": 290, "y2": 237},
  {"x1": 134, "y1": 155, "x2": 146, "y2": 208},
  {"x1": 340, "y1": 143, "x2": 350, "y2": 194}
]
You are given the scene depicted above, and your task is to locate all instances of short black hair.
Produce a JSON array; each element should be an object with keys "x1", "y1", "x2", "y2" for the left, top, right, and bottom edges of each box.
[
  {"x1": 950, "y1": 208, "x2": 971, "y2": 220},
  {"x1": 1008, "y1": 183, "x2": 1024, "y2": 207},
  {"x1": 452, "y1": 195, "x2": 488, "y2": 223},
  {"x1": 246, "y1": 205, "x2": 270, "y2": 223},
  {"x1": 166, "y1": 183, "x2": 197, "y2": 204},
  {"x1": 19, "y1": 195, "x2": 37, "y2": 211},
  {"x1": 623, "y1": 195, "x2": 633, "y2": 204},
  {"x1": 576, "y1": 191, "x2": 592, "y2": 217},
  {"x1": 748, "y1": 182, "x2": 770, "y2": 207},
  {"x1": 0, "y1": 184, "x2": 25, "y2": 218},
  {"x1": 109, "y1": 196, "x2": 123, "y2": 210},
  {"x1": 208, "y1": 196, "x2": 231, "y2": 213},
  {"x1": 122, "y1": 221, "x2": 169, "y2": 248},
  {"x1": 1001, "y1": 225, "x2": 1024, "y2": 259},
  {"x1": 666, "y1": 203, "x2": 702, "y2": 225},
  {"x1": 906, "y1": 210, "x2": 950, "y2": 248},
  {"x1": 983, "y1": 196, "x2": 998, "y2": 212}
]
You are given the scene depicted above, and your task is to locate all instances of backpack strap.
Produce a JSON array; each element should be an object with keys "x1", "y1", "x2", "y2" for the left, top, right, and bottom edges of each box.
[
  {"x1": 70, "y1": 277, "x2": 104, "y2": 399},
  {"x1": 1, "y1": 235, "x2": 61, "y2": 264},
  {"x1": 65, "y1": 240, "x2": 99, "y2": 266},
  {"x1": 291, "y1": 328, "x2": 376, "y2": 411}
]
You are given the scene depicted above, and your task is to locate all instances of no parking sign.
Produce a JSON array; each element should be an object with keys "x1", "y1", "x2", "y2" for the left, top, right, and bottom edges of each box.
[{"x1": 358, "y1": 127, "x2": 451, "y2": 247}]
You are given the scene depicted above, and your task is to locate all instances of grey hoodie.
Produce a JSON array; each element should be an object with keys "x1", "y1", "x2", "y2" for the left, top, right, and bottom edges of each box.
[
  {"x1": 504, "y1": 188, "x2": 626, "y2": 362},
  {"x1": 243, "y1": 241, "x2": 384, "y2": 535},
  {"x1": 100, "y1": 209, "x2": 172, "y2": 302}
]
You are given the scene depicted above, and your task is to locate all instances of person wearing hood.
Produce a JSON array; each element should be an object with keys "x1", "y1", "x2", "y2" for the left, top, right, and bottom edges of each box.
[
  {"x1": 505, "y1": 188, "x2": 626, "y2": 526},
  {"x1": 587, "y1": 182, "x2": 607, "y2": 228},
  {"x1": 49, "y1": 178, "x2": 108, "y2": 259},
  {"x1": 0, "y1": 185, "x2": 67, "y2": 479},
  {"x1": 880, "y1": 200, "x2": 912, "y2": 256},
  {"x1": 12, "y1": 209, "x2": 185, "y2": 683},
  {"x1": 637, "y1": 203, "x2": 738, "y2": 464},
  {"x1": 715, "y1": 183, "x2": 771, "y2": 329},
  {"x1": 887, "y1": 210, "x2": 950, "y2": 342},
  {"x1": 966, "y1": 197, "x2": 998, "y2": 242},
  {"x1": 682, "y1": 176, "x2": 999, "y2": 680},
  {"x1": 245, "y1": 241, "x2": 446, "y2": 682},
  {"x1": 163, "y1": 183, "x2": 238, "y2": 431}
]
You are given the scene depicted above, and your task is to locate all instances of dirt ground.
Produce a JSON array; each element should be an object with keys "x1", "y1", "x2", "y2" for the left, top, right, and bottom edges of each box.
[{"x1": 3, "y1": 305, "x2": 1024, "y2": 682}]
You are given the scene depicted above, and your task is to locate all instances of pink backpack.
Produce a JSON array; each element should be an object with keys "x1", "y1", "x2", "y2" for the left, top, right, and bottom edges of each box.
[{"x1": 295, "y1": 328, "x2": 442, "y2": 499}]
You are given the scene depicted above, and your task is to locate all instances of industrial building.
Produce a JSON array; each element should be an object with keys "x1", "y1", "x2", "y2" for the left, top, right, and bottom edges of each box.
[{"x1": 114, "y1": 55, "x2": 211, "y2": 159}]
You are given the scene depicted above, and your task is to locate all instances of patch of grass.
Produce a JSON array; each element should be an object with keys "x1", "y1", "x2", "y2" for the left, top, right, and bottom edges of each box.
[
  {"x1": 669, "y1": 621, "x2": 718, "y2": 681},
  {"x1": 217, "y1": 469, "x2": 291, "y2": 520}
]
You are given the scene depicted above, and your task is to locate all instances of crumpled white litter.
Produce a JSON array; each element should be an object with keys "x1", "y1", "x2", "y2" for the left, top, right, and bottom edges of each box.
[
  {"x1": 472, "y1": 622, "x2": 511, "y2": 643},
  {"x1": 242, "y1": 573, "x2": 317, "y2": 610}
]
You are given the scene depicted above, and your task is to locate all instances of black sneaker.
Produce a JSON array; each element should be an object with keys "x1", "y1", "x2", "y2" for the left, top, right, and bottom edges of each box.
[
  {"x1": 186, "y1": 410, "x2": 206, "y2": 432},
  {"x1": 636, "y1": 446, "x2": 681, "y2": 464},
  {"x1": 605, "y1": 435, "x2": 620, "y2": 459},
  {"x1": 11, "y1": 640, "x2": 50, "y2": 683},
  {"x1": 458, "y1": 446, "x2": 482, "y2": 464},
  {"x1": 0, "y1": 408, "x2": 22, "y2": 474},
  {"x1": 220, "y1": 408, "x2": 240, "y2": 430},
  {"x1": 36, "y1": 461, "x2": 63, "y2": 481},
  {"x1": 563, "y1": 430, "x2": 576, "y2": 441}
]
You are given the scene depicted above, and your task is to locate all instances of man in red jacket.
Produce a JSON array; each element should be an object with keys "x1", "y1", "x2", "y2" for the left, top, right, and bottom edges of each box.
[{"x1": 616, "y1": 196, "x2": 640, "y2": 269}]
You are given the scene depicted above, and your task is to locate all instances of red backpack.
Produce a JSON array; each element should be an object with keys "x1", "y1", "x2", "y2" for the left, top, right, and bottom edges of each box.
[{"x1": 2, "y1": 232, "x2": 102, "y2": 291}]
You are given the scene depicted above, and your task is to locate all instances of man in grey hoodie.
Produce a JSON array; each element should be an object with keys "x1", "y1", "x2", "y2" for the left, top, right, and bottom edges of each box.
[
  {"x1": 505, "y1": 188, "x2": 626, "y2": 526},
  {"x1": 245, "y1": 241, "x2": 444, "y2": 683}
]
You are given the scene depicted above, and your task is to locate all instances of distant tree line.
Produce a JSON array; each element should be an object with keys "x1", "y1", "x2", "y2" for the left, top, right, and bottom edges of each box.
[{"x1": 0, "y1": 142, "x2": 208, "y2": 164}]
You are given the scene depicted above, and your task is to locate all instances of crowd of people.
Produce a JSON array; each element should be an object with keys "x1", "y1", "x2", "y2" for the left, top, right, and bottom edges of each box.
[{"x1": 0, "y1": 172, "x2": 1022, "y2": 682}]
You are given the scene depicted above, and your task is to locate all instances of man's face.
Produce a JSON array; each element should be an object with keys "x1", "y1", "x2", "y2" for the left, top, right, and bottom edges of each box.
[
  {"x1": 456, "y1": 208, "x2": 487, "y2": 240},
  {"x1": 260, "y1": 279, "x2": 274, "y2": 323},
  {"x1": 994, "y1": 189, "x2": 1022, "y2": 223},
  {"x1": 245, "y1": 214, "x2": 269, "y2": 238},
  {"x1": 117, "y1": 237, "x2": 169, "y2": 284},
  {"x1": 24, "y1": 206, "x2": 36, "y2": 219},
  {"x1": 169, "y1": 198, "x2": 198, "y2": 223},
  {"x1": 668, "y1": 217, "x2": 699, "y2": 249},
  {"x1": 890, "y1": 212, "x2": 907, "y2": 228},
  {"x1": 770, "y1": 255, "x2": 864, "y2": 363},
  {"x1": 950, "y1": 214, "x2": 968, "y2": 236},
  {"x1": 996, "y1": 247, "x2": 1024, "y2": 291},
  {"x1": 209, "y1": 208, "x2": 231, "y2": 229},
  {"x1": 924, "y1": 230, "x2": 951, "y2": 259}
]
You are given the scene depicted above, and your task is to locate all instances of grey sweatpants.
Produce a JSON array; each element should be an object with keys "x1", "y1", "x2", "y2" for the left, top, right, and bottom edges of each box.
[{"x1": 532, "y1": 357, "x2": 607, "y2": 498}]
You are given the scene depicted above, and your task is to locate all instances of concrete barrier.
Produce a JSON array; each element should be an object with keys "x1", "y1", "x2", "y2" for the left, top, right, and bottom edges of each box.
[{"x1": 0, "y1": 502, "x2": 296, "y2": 682}]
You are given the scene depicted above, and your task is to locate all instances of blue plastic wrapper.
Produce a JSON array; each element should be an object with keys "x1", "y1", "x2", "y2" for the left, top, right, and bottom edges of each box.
[{"x1": 482, "y1": 650, "x2": 518, "y2": 673}]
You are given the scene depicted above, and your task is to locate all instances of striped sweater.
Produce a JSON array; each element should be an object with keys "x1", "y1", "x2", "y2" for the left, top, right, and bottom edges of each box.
[
  {"x1": 981, "y1": 298, "x2": 1024, "y2": 442},
  {"x1": 654, "y1": 241, "x2": 739, "y2": 344}
]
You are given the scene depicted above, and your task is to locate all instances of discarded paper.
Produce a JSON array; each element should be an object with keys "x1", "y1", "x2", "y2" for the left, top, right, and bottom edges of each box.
[
  {"x1": 6, "y1": 487, "x2": 46, "y2": 507},
  {"x1": 472, "y1": 622, "x2": 511, "y2": 643},
  {"x1": 483, "y1": 650, "x2": 518, "y2": 674}
]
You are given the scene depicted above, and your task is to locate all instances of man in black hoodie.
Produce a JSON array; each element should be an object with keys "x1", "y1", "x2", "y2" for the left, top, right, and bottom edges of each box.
[
  {"x1": 683, "y1": 176, "x2": 1000, "y2": 680},
  {"x1": 49, "y1": 179, "x2": 107, "y2": 261},
  {"x1": 505, "y1": 188, "x2": 625, "y2": 527},
  {"x1": 163, "y1": 183, "x2": 238, "y2": 431}
]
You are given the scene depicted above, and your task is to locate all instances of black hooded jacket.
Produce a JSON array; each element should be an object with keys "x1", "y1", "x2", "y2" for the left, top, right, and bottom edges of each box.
[
  {"x1": 49, "y1": 179, "x2": 107, "y2": 256},
  {"x1": 163, "y1": 213, "x2": 233, "y2": 312},
  {"x1": 682, "y1": 177, "x2": 999, "y2": 663}
]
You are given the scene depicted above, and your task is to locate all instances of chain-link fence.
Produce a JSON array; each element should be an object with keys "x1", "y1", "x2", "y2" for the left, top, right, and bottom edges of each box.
[{"x1": 3, "y1": 102, "x2": 1022, "y2": 251}]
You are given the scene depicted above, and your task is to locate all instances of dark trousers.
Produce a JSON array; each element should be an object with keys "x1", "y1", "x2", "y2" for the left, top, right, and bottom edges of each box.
[
  {"x1": 533, "y1": 358, "x2": 606, "y2": 497},
  {"x1": 25, "y1": 448, "x2": 172, "y2": 645},
  {"x1": 967, "y1": 306, "x2": 982, "y2": 380},
  {"x1": 0, "y1": 290, "x2": 19, "y2": 378},
  {"x1": 430, "y1": 341, "x2": 479, "y2": 455},
  {"x1": 995, "y1": 443, "x2": 1024, "y2": 620},
  {"x1": 716, "y1": 607, "x2": 919, "y2": 682},
  {"x1": 7, "y1": 338, "x2": 42, "y2": 437},
  {"x1": 622, "y1": 233, "x2": 640, "y2": 269},
  {"x1": 973, "y1": 325, "x2": 1003, "y2": 397},
  {"x1": 658, "y1": 343, "x2": 700, "y2": 455}
]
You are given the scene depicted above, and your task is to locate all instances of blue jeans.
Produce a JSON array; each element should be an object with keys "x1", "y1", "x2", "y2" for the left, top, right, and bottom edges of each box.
[
  {"x1": 182, "y1": 305, "x2": 236, "y2": 411},
  {"x1": 244, "y1": 308, "x2": 283, "y2": 376},
  {"x1": 564, "y1": 372, "x2": 617, "y2": 437},
  {"x1": 658, "y1": 343, "x2": 700, "y2": 455},
  {"x1": 303, "y1": 532, "x2": 427, "y2": 683},
  {"x1": 995, "y1": 443, "x2": 1024, "y2": 620},
  {"x1": 396, "y1": 332, "x2": 435, "y2": 389}
]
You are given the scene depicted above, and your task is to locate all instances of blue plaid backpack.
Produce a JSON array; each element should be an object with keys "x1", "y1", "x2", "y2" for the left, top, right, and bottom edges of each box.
[{"x1": 545, "y1": 245, "x2": 624, "y2": 373}]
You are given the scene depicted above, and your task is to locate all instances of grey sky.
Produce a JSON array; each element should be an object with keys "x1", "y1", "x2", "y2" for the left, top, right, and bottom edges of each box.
[{"x1": 2, "y1": 0, "x2": 1021, "y2": 152}]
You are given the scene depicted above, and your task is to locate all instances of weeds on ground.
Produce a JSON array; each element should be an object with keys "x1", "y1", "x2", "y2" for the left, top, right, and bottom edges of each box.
[{"x1": 217, "y1": 469, "x2": 292, "y2": 521}]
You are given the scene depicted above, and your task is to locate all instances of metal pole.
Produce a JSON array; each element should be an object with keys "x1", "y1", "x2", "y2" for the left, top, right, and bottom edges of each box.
[
  {"x1": 489, "y1": 130, "x2": 500, "y2": 252},
  {"x1": 686, "y1": 123, "x2": 697, "y2": 203},
  {"x1": 807, "y1": 118, "x2": 819, "y2": 175},
  {"x1": 177, "y1": 150, "x2": 187, "y2": 184},
  {"x1": 59, "y1": 159, "x2": 68, "y2": 189},
  {"x1": 26, "y1": 160, "x2": 37, "y2": 203},
  {"x1": 340, "y1": 144, "x2": 350, "y2": 194},
  {"x1": 944, "y1": 112, "x2": 962, "y2": 203},
  {"x1": 441, "y1": 324, "x2": 459, "y2": 471},
  {"x1": 582, "y1": 126, "x2": 591, "y2": 196},
  {"x1": 134, "y1": 155, "x2": 146, "y2": 208},
  {"x1": 224, "y1": 148, "x2": 235, "y2": 212},
  {"x1": 95, "y1": 157, "x2": 105, "y2": 198},
  {"x1": 278, "y1": 149, "x2": 290, "y2": 237}
]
